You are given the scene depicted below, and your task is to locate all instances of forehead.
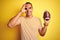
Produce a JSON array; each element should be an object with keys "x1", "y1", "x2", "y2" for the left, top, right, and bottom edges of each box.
[{"x1": 25, "y1": 4, "x2": 32, "y2": 7}]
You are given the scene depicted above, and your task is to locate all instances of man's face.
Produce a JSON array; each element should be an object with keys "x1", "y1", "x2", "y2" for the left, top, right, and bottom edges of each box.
[{"x1": 25, "y1": 4, "x2": 33, "y2": 16}]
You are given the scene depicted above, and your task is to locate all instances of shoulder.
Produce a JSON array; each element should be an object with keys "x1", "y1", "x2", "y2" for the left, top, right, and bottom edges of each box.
[
  {"x1": 18, "y1": 16, "x2": 25, "y2": 23},
  {"x1": 33, "y1": 16, "x2": 41, "y2": 22},
  {"x1": 19, "y1": 16, "x2": 25, "y2": 19},
  {"x1": 18, "y1": 16, "x2": 25, "y2": 22}
]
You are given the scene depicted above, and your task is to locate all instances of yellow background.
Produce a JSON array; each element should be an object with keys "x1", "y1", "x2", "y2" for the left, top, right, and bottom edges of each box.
[{"x1": 0, "y1": 0, "x2": 60, "y2": 40}]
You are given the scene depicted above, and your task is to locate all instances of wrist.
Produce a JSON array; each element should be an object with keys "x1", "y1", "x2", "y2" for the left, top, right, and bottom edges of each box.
[{"x1": 44, "y1": 23, "x2": 48, "y2": 27}]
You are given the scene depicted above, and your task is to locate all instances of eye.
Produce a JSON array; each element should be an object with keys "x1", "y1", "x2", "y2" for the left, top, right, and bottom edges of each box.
[
  {"x1": 25, "y1": 8, "x2": 27, "y2": 10},
  {"x1": 29, "y1": 7, "x2": 31, "y2": 9}
]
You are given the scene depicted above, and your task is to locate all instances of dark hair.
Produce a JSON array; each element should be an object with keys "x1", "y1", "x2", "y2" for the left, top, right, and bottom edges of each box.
[{"x1": 25, "y1": 2, "x2": 33, "y2": 8}]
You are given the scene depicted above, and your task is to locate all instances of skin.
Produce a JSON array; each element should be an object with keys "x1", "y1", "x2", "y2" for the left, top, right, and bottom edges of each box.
[{"x1": 7, "y1": 3, "x2": 49, "y2": 36}]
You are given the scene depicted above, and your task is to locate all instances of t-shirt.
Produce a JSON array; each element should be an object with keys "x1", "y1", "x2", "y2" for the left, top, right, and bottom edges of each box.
[{"x1": 18, "y1": 16, "x2": 42, "y2": 40}]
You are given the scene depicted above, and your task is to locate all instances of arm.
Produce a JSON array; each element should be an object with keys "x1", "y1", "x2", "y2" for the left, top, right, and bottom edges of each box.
[
  {"x1": 7, "y1": 4, "x2": 26, "y2": 28},
  {"x1": 38, "y1": 20, "x2": 49, "y2": 36},
  {"x1": 7, "y1": 12, "x2": 22, "y2": 28}
]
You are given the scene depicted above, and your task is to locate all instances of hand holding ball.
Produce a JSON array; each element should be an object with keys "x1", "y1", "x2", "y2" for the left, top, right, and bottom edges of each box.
[{"x1": 43, "y1": 11, "x2": 51, "y2": 26}]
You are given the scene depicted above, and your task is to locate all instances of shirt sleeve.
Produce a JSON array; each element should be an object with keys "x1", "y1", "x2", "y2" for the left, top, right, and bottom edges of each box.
[
  {"x1": 18, "y1": 17, "x2": 24, "y2": 24},
  {"x1": 37, "y1": 18, "x2": 42, "y2": 30}
]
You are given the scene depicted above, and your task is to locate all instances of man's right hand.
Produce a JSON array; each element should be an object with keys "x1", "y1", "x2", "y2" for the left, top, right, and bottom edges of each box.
[
  {"x1": 20, "y1": 4, "x2": 26, "y2": 13},
  {"x1": 8, "y1": 4, "x2": 26, "y2": 28}
]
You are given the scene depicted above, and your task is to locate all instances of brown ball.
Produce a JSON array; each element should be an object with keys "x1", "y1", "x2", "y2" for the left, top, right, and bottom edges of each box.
[{"x1": 43, "y1": 11, "x2": 50, "y2": 21}]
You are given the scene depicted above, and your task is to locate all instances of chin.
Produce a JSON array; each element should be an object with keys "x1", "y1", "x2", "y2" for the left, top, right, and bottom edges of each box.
[
  {"x1": 27, "y1": 14, "x2": 31, "y2": 16},
  {"x1": 26, "y1": 13, "x2": 31, "y2": 15}
]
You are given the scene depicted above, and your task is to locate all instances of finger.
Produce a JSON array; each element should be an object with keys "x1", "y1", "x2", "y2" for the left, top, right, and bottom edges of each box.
[
  {"x1": 22, "y1": 4, "x2": 26, "y2": 8},
  {"x1": 44, "y1": 20, "x2": 49, "y2": 23}
]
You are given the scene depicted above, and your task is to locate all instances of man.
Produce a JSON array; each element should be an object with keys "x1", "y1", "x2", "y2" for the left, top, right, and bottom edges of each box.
[{"x1": 8, "y1": 2, "x2": 50, "y2": 40}]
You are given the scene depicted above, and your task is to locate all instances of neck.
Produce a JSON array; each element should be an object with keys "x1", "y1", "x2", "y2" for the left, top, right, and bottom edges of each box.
[{"x1": 26, "y1": 15, "x2": 33, "y2": 18}]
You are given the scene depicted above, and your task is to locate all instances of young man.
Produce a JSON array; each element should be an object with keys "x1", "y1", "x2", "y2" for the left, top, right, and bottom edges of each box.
[{"x1": 8, "y1": 2, "x2": 50, "y2": 40}]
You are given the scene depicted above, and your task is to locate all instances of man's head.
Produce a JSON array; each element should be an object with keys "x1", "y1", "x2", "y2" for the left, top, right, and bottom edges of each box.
[{"x1": 25, "y1": 2, "x2": 33, "y2": 16}]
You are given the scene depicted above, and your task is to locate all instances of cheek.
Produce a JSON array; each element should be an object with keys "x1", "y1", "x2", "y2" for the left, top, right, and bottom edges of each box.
[
  {"x1": 30, "y1": 11, "x2": 32, "y2": 13},
  {"x1": 30, "y1": 10, "x2": 32, "y2": 13}
]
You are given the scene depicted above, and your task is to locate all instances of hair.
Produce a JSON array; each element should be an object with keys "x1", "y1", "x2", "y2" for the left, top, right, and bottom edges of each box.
[{"x1": 25, "y1": 2, "x2": 33, "y2": 8}]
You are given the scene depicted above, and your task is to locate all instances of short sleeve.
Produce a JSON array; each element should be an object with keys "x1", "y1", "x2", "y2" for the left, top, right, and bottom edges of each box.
[
  {"x1": 37, "y1": 18, "x2": 42, "y2": 30},
  {"x1": 18, "y1": 17, "x2": 24, "y2": 24}
]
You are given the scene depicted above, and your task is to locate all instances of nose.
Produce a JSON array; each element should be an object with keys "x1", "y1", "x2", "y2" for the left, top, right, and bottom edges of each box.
[{"x1": 26, "y1": 9, "x2": 29, "y2": 12}]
